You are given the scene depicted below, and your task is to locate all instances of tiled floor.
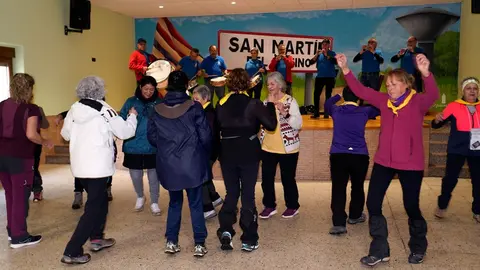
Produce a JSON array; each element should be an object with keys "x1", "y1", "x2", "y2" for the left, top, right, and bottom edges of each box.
[{"x1": 0, "y1": 165, "x2": 479, "y2": 269}]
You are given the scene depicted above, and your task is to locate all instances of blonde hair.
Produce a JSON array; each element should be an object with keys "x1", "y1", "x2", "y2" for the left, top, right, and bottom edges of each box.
[
  {"x1": 10, "y1": 73, "x2": 35, "y2": 103},
  {"x1": 387, "y1": 69, "x2": 415, "y2": 89}
]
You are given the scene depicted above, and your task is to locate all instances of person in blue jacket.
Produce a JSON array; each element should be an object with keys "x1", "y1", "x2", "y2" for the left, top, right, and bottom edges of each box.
[
  {"x1": 147, "y1": 71, "x2": 211, "y2": 257},
  {"x1": 120, "y1": 76, "x2": 163, "y2": 215}
]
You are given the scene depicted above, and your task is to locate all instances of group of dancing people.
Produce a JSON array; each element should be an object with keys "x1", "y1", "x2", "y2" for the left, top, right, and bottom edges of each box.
[{"x1": 1, "y1": 42, "x2": 480, "y2": 268}]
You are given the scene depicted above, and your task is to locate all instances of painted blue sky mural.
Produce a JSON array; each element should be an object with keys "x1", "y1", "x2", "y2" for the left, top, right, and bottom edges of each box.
[{"x1": 135, "y1": 3, "x2": 461, "y2": 76}]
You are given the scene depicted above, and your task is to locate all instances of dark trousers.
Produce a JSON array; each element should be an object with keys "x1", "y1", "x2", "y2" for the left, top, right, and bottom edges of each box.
[
  {"x1": 438, "y1": 154, "x2": 480, "y2": 214},
  {"x1": 413, "y1": 72, "x2": 423, "y2": 93},
  {"x1": 75, "y1": 177, "x2": 112, "y2": 192},
  {"x1": 367, "y1": 163, "x2": 427, "y2": 257},
  {"x1": 32, "y1": 144, "x2": 43, "y2": 193},
  {"x1": 286, "y1": 81, "x2": 292, "y2": 96},
  {"x1": 205, "y1": 79, "x2": 226, "y2": 100},
  {"x1": 314, "y1": 77, "x2": 336, "y2": 116},
  {"x1": 218, "y1": 161, "x2": 259, "y2": 245},
  {"x1": 359, "y1": 72, "x2": 380, "y2": 106},
  {"x1": 203, "y1": 160, "x2": 221, "y2": 212},
  {"x1": 248, "y1": 81, "x2": 263, "y2": 100},
  {"x1": 0, "y1": 158, "x2": 34, "y2": 241},
  {"x1": 64, "y1": 177, "x2": 109, "y2": 256},
  {"x1": 330, "y1": 153, "x2": 369, "y2": 226},
  {"x1": 261, "y1": 151, "x2": 300, "y2": 209},
  {"x1": 165, "y1": 185, "x2": 207, "y2": 245}
]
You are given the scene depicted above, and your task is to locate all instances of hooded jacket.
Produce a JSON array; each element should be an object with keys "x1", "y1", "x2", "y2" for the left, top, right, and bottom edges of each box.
[
  {"x1": 432, "y1": 99, "x2": 480, "y2": 156},
  {"x1": 61, "y1": 99, "x2": 137, "y2": 178},
  {"x1": 120, "y1": 87, "x2": 162, "y2": 154},
  {"x1": 147, "y1": 91, "x2": 211, "y2": 191}
]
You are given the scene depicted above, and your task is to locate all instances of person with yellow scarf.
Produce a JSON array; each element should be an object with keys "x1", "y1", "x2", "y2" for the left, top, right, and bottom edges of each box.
[
  {"x1": 432, "y1": 77, "x2": 480, "y2": 223},
  {"x1": 336, "y1": 53, "x2": 439, "y2": 267}
]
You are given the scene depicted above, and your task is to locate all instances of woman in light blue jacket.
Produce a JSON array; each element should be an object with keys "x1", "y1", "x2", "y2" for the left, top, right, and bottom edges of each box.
[{"x1": 120, "y1": 76, "x2": 163, "y2": 215}]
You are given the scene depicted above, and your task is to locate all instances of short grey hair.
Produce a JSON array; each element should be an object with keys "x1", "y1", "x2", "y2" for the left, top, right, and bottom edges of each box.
[
  {"x1": 267, "y1": 72, "x2": 287, "y2": 93},
  {"x1": 193, "y1": 85, "x2": 211, "y2": 101},
  {"x1": 76, "y1": 76, "x2": 106, "y2": 100}
]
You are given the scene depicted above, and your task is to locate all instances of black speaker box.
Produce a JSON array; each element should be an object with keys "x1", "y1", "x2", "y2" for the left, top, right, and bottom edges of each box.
[
  {"x1": 70, "y1": 0, "x2": 91, "y2": 30},
  {"x1": 473, "y1": 0, "x2": 480, "y2": 14}
]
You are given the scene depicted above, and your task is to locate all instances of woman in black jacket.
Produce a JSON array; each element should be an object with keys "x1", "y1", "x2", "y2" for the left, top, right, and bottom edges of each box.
[{"x1": 216, "y1": 68, "x2": 277, "y2": 252}]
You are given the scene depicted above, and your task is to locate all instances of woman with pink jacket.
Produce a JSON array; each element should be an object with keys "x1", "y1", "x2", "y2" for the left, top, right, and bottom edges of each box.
[{"x1": 336, "y1": 53, "x2": 439, "y2": 267}]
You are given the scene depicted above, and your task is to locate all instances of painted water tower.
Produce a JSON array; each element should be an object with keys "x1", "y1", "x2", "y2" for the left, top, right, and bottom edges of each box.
[{"x1": 396, "y1": 7, "x2": 459, "y2": 68}]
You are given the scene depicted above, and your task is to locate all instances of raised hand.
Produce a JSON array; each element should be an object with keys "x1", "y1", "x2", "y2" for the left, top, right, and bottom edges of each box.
[
  {"x1": 335, "y1": 54, "x2": 349, "y2": 74},
  {"x1": 415, "y1": 54, "x2": 430, "y2": 77}
]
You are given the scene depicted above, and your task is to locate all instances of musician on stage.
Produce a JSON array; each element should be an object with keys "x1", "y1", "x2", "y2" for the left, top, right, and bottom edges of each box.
[
  {"x1": 200, "y1": 45, "x2": 227, "y2": 100},
  {"x1": 391, "y1": 36, "x2": 425, "y2": 92},
  {"x1": 269, "y1": 44, "x2": 294, "y2": 95},
  {"x1": 245, "y1": 48, "x2": 266, "y2": 99},
  {"x1": 310, "y1": 39, "x2": 337, "y2": 119},
  {"x1": 128, "y1": 38, "x2": 157, "y2": 85},
  {"x1": 353, "y1": 38, "x2": 384, "y2": 105},
  {"x1": 177, "y1": 48, "x2": 202, "y2": 81}
]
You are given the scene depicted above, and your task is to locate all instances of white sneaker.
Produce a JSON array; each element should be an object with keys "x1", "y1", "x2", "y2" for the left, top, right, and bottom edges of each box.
[
  {"x1": 213, "y1": 198, "x2": 224, "y2": 207},
  {"x1": 134, "y1": 197, "x2": 145, "y2": 212},
  {"x1": 150, "y1": 203, "x2": 161, "y2": 216}
]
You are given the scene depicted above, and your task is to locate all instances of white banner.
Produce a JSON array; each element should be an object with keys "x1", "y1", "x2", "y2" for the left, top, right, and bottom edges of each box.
[{"x1": 218, "y1": 30, "x2": 333, "y2": 73}]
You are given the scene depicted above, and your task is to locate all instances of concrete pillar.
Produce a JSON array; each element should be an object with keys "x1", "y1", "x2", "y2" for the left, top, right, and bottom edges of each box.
[{"x1": 458, "y1": 1, "x2": 480, "y2": 95}]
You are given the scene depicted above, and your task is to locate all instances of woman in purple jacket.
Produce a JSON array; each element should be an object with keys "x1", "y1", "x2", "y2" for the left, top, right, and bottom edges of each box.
[{"x1": 336, "y1": 53, "x2": 439, "y2": 266}]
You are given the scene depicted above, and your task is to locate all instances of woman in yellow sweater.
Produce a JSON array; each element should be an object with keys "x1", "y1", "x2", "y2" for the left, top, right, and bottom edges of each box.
[{"x1": 259, "y1": 72, "x2": 303, "y2": 219}]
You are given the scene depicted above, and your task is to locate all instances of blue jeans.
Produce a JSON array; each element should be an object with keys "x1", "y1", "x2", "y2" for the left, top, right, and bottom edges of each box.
[{"x1": 165, "y1": 185, "x2": 207, "y2": 245}]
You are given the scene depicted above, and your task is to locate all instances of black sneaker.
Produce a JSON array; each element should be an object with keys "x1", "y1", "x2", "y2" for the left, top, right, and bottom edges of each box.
[
  {"x1": 61, "y1": 253, "x2": 91, "y2": 264},
  {"x1": 347, "y1": 213, "x2": 367, "y2": 224},
  {"x1": 329, "y1": 226, "x2": 347, "y2": 235},
  {"x1": 310, "y1": 114, "x2": 320, "y2": 119},
  {"x1": 10, "y1": 235, "x2": 42, "y2": 249},
  {"x1": 360, "y1": 255, "x2": 390, "y2": 266},
  {"x1": 220, "y1": 232, "x2": 233, "y2": 251},
  {"x1": 408, "y1": 253, "x2": 424, "y2": 264}
]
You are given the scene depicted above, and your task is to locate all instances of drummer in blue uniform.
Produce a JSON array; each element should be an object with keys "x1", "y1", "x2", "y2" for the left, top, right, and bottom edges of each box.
[
  {"x1": 244, "y1": 48, "x2": 266, "y2": 99},
  {"x1": 178, "y1": 48, "x2": 202, "y2": 91},
  {"x1": 200, "y1": 45, "x2": 228, "y2": 100}
]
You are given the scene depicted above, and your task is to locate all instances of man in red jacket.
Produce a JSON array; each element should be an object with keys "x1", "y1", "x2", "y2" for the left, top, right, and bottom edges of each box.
[
  {"x1": 129, "y1": 38, "x2": 157, "y2": 85},
  {"x1": 269, "y1": 44, "x2": 295, "y2": 95}
]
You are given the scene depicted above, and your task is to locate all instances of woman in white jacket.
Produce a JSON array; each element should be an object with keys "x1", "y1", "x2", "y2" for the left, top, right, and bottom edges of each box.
[
  {"x1": 60, "y1": 76, "x2": 138, "y2": 265},
  {"x1": 259, "y1": 72, "x2": 303, "y2": 219}
]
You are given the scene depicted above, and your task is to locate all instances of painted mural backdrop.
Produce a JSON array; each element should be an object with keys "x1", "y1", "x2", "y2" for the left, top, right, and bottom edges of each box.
[{"x1": 135, "y1": 3, "x2": 461, "y2": 111}]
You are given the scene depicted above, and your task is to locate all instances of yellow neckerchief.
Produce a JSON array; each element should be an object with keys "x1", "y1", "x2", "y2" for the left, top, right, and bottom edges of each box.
[
  {"x1": 454, "y1": 99, "x2": 480, "y2": 106},
  {"x1": 387, "y1": 90, "x2": 416, "y2": 116},
  {"x1": 219, "y1": 91, "x2": 249, "y2": 106},
  {"x1": 202, "y1": 101, "x2": 211, "y2": 109},
  {"x1": 341, "y1": 101, "x2": 359, "y2": 106}
]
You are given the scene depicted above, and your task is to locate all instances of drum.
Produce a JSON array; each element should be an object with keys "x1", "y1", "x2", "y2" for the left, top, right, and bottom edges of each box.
[
  {"x1": 210, "y1": 76, "x2": 227, "y2": 87},
  {"x1": 146, "y1": 60, "x2": 174, "y2": 89},
  {"x1": 249, "y1": 74, "x2": 261, "y2": 88},
  {"x1": 187, "y1": 77, "x2": 199, "y2": 91}
]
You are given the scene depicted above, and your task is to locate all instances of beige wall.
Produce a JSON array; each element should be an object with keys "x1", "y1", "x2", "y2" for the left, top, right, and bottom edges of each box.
[
  {"x1": 0, "y1": 0, "x2": 135, "y2": 114},
  {"x1": 458, "y1": 0, "x2": 480, "y2": 94}
]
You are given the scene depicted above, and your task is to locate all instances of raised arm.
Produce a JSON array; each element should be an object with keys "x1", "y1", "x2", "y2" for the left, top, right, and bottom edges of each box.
[
  {"x1": 336, "y1": 53, "x2": 385, "y2": 108},
  {"x1": 353, "y1": 53, "x2": 362, "y2": 63},
  {"x1": 103, "y1": 106, "x2": 138, "y2": 140},
  {"x1": 269, "y1": 57, "x2": 278, "y2": 71},
  {"x1": 128, "y1": 53, "x2": 144, "y2": 73},
  {"x1": 256, "y1": 101, "x2": 277, "y2": 131},
  {"x1": 285, "y1": 56, "x2": 295, "y2": 68},
  {"x1": 374, "y1": 51, "x2": 384, "y2": 64},
  {"x1": 324, "y1": 94, "x2": 342, "y2": 116},
  {"x1": 415, "y1": 54, "x2": 440, "y2": 113}
]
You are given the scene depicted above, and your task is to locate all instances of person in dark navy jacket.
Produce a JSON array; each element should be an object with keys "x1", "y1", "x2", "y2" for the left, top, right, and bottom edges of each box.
[
  {"x1": 147, "y1": 71, "x2": 211, "y2": 257},
  {"x1": 432, "y1": 77, "x2": 480, "y2": 223}
]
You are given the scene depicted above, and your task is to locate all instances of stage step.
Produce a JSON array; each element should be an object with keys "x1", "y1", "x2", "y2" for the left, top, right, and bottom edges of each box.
[
  {"x1": 45, "y1": 155, "x2": 70, "y2": 164},
  {"x1": 54, "y1": 145, "x2": 69, "y2": 154}
]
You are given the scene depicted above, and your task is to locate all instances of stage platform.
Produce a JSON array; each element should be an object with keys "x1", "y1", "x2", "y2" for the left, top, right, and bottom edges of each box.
[{"x1": 212, "y1": 115, "x2": 435, "y2": 181}]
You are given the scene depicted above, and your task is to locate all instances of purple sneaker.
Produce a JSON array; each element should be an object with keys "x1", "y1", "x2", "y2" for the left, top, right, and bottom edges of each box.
[
  {"x1": 282, "y1": 208, "x2": 299, "y2": 219},
  {"x1": 259, "y1": 208, "x2": 277, "y2": 219}
]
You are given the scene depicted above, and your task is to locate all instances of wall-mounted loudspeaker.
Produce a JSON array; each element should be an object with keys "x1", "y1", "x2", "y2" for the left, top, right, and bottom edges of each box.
[{"x1": 70, "y1": 0, "x2": 91, "y2": 30}]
